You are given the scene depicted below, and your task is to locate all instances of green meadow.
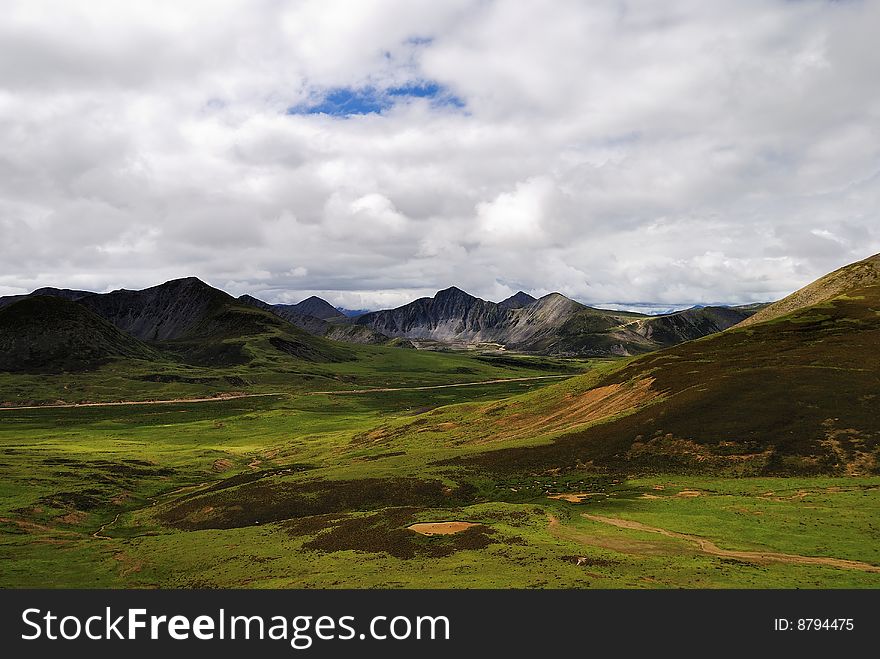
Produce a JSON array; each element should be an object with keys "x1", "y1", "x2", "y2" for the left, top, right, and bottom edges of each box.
[{"x1": 2, "y1": 346, "x2": 878, "y2": 589}]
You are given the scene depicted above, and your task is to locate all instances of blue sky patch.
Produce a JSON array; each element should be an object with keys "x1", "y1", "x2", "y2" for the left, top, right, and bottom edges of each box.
[{"x1": 288, "y1": 81, "x2": 464, "y2": 118}]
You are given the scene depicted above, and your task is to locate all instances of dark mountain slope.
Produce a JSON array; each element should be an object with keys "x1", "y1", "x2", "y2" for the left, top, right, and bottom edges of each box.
[
  {"x1": 282, "y1": 296, "x2": 346, "y2": 320},
  {"x1": 0, "y1": 287, "x2": 94, "y2": 309},
  {"x1": 498, "y1": 291, "x2": 537, "y2": 310},
  {"x1": 355, "y1": 287, "x2": 510, "y2": 342},
  {"x1": 75, "y1": 279, "x2": 351, "y2": 366},
  {"x1": 0, "y1": 297, "x2": 158, "y2": 373},
  {"x1": 78, "y1": 277, "x2": 234, "y2": 341}
]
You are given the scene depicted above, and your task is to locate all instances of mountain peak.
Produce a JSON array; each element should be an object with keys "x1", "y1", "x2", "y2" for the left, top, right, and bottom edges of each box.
[
  {"x1": 162, "y1": 276, "x2": 212, "y2": 289},
  {"x1": 286, "y1": 296, "x2": 345, "y2": 320},
  {"x1": 499, "y1": 290, "x2": 537, "y2": 310},
  {"x1": 434, "y1": 286, "x2": 476, "y2": 301}
]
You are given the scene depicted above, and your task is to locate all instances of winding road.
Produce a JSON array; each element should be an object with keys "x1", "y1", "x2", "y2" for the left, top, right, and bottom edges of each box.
[{"x1": 306, "y1": 374, "x2": 571, "y2": 395}]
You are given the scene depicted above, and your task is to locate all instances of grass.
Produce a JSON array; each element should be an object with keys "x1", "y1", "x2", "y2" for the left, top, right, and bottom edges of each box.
[
  {"x1": 2, "y1": 358, "x2": 879, "y2": 588},
  {"x1": 1, "y1": 288, "x2": 879, "y2": 588}
]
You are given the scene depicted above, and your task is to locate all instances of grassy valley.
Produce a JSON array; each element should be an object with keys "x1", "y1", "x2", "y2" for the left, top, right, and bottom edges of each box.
[{"x1": 1, "y1": 257, "x2": 879, "y2": 588}]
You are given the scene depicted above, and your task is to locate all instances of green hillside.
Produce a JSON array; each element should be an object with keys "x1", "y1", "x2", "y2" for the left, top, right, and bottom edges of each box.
[{"x1": 738, "y1": 252, "x2": 880, "y2": 327}]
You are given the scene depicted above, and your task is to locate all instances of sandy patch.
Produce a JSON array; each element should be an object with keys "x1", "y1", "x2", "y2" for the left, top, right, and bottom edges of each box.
[
  {"x1": 548, "y1": 493, "x2": 602, "y2": 503},
  {"x1": 212, "y1": 459, "x2": 234, "y2": 472},
  {"x1": 408, "y1": 521, "x2": 479, "y2": 536},
  {"x1": 677, "y1": 490, "x2": 702, "y2": 497},
  {"x1": 639, "y1": 494, "x2": 661, "y2": 500}
]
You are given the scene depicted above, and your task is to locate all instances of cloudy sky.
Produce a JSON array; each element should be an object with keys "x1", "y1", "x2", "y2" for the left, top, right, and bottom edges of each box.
[{"x1": 1, "y1": 0, "x2": 878, "y2": 310}]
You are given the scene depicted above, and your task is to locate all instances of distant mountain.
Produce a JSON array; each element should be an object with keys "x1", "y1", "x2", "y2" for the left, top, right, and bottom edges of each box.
[
  {"x1": 355, "y1": 286, "x2": 510, "y2": 343},
  {"x1": 0, "y1": 296, "x2": 157, "y2": 373},
  {"x1": 0, "y1": 287, "x2": 94, "y2": 309},
  {"x1": 280, "y1": 296, "x2": 346, "y2": 320},
  {"x1": 354, "y1": 287, "x2": 748, "y2": 356},
  {"x1": 498, "y1": 291, "x2": 537, "y2": 310},
  {"x1": 737, "y1": 253, "x2": 880, "y2": 328},
  {"x1": 631, "y1": 306, "x2": 753, "y2": 346},
  {"x1": 237, "y1": 294, "x2": 392, "y2": 346}
]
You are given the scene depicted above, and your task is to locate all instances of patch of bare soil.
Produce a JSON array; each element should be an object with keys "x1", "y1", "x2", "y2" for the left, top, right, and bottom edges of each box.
[
  {"x1": 407, "y1": 521, "x2": 479, "y2": 536},
  {"x1": 212, "y1": 459, "x2": 234, "y2": 472},
  {"x1": 677, "y1": 490, "x2": 702, "y2": 497},
  {"x1": 548, "y1": 493, "x2": 602, "y2": 503},
  {"x1": 582, "y1": 514, "x2": 880, "y2": 573}
]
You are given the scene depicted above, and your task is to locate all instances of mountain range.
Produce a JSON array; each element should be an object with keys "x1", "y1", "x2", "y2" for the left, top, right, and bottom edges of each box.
[
  {"x1": 354, "y1": 286, "x2": 758, "y2": 355},
  {"x1": 0, "y1": 276, "x2": 765, "y2": 374},
  {"x1": 0, "y1": 277, "x2": 351, "y2": 372}
]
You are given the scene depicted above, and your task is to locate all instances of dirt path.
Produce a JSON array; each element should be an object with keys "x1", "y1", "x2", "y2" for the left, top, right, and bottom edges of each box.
[
  {"x1": 308, "y1": 375, "x2": 571, "y2": 395},
  {"x1": 93, "y1": 512, "x2": 122, "y2": 540},
  {"x1": 581, "y1": 513, "x2": 880, "y2": 573},
  {"x1": 0, "y1": 392, "x2": 282, "y2": 411},
  {"x1": 2, "y1": 376, "x2": 569, "y2": 409}
]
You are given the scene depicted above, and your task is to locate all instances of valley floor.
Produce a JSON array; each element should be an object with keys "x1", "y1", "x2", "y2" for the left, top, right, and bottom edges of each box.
[{"x1": 1, "y1": 353, "x2": 878, "y2": 589}]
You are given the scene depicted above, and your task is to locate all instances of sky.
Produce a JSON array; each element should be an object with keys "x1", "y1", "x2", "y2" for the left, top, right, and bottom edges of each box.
[{"x1": 1, "y1": 0, "x2": 879, "y2": 311}]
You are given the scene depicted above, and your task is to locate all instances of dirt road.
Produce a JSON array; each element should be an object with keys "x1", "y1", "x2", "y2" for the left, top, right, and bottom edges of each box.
[
  {"x1": 581, "y1": 513, "x2": 880, "y2": 573},
  {"x1": 308, "y1": 374, "x2": 571, "y2": 395},
  {"x1": 1, "y1": 375, "x2": 570, "y2": 410},
  {"x1": 0, "y1": 392, "x2": 282, "y2": 411}
]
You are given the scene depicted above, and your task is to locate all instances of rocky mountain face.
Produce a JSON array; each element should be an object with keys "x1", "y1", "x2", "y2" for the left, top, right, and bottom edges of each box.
[
  {"x1": 0, "y1": 274, "x2": 768, "y2": 364},
  {"x1": 354, "y1": 287, "x2": 751, "y2": 355},
  {"x1": 355, "y1": 287, "x2": 509, "y2": 342},
  {"x1": 0, "y1": 277, "x2": 355, "y2": 372},
  {"x1": 77, "y1": 277, "x2": 234, "y2": 341}
]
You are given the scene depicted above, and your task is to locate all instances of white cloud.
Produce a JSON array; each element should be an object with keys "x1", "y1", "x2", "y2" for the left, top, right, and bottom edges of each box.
[{"x1": 1, "y1": 0, "x2": 879, "y2": 308}]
